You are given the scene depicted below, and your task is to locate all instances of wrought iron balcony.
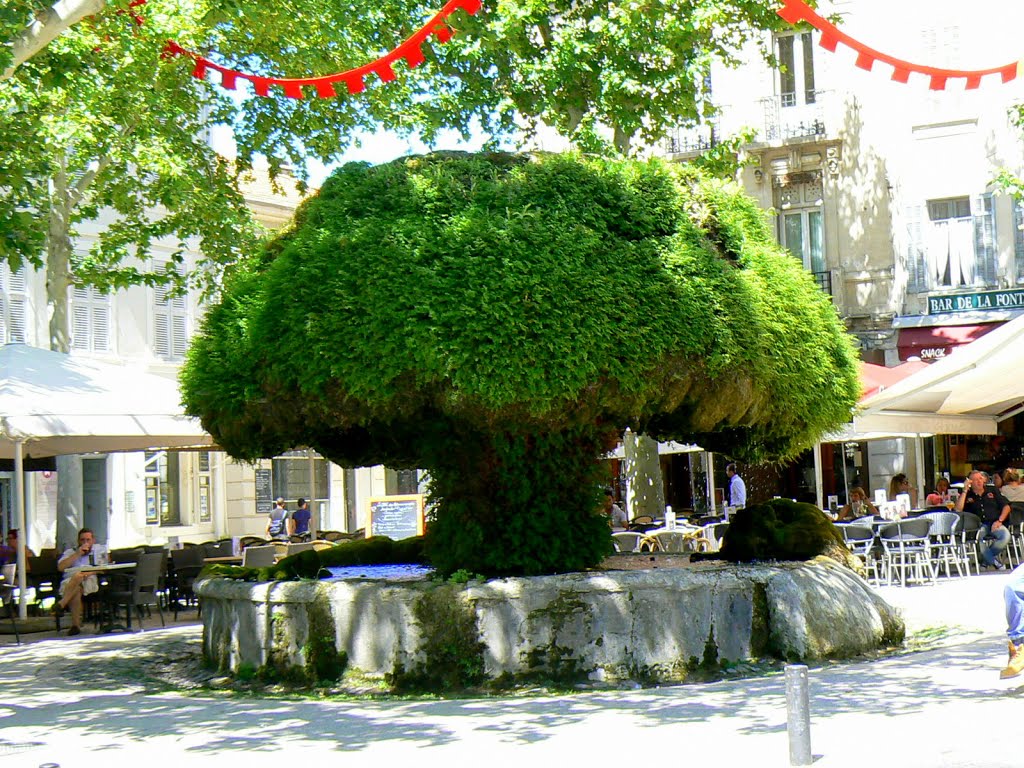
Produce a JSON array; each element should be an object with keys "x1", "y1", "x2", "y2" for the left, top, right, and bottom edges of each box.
[
  {"x1": 664, "y1": 121, "x2": 720, "y2": 156},
  {"x1": 759, "y1": 91, "x2": 830, "y2": 143},
  {"x1": 812, "y1": 269, "x2": 833, "y2": 298}
]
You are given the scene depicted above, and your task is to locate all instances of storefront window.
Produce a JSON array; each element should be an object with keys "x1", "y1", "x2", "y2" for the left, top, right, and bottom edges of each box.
[{"x1": 272, "y1": 451, "x2": 329, "y2": 502}]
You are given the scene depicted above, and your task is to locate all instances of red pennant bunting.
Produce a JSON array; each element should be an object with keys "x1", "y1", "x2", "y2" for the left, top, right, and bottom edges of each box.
[
  {"x1": 163, "y1": 0, "x2": 482, "y2": 100},
  {"x1": 777, "y1": 0, "x2": 1020, "y2": 90}
]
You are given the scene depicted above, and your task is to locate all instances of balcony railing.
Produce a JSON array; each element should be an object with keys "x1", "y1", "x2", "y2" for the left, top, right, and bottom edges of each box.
[
  {"x1": 664, "y1": 120, "x2": 720, "y2": 155},
  {"x1": 812, "y1": 269, "x2": 833, "y2": 298},
  {"x1": 759, "y1": 91, "x2": 830, "y2": 143}
]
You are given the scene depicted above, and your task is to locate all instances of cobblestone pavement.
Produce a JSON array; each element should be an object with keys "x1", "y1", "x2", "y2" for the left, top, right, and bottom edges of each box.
[{"x1": 0, "y1": 572, "x2": 1019, "y2": 768}]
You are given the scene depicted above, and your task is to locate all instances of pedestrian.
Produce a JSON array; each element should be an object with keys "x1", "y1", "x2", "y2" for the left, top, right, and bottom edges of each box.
[
  {"x1": 289, "y1": 498, "x2": 313, "y2": 540},
  {"x1": 725, "y1": 463, "x2": 746, "y2": 509},
  {"x1": 266, "y1": 498, "x2": 290, "y2": 541},
  {"x1": 1001, "y1": 563, "x2": 1024, "y2": 678}
]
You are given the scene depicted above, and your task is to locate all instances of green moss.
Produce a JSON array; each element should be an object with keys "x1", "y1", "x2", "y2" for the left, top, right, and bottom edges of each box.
[{"x1": 389, "y1": 585, "x2": 486, "y2": 692}]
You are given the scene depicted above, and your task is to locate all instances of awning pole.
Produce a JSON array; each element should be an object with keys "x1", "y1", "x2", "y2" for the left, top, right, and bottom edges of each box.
[
  {"x1": 813, "y1": 444, "x2": 825, "y2": 510},
  {"x1": 14, "y1": 439, "x2": 27, "y2": 619},
  {"x1": 914, "y1": 436, "x2": 926, "y2": 508}
]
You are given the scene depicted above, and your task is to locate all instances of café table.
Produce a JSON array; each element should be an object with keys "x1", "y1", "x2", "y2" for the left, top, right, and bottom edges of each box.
[{"x1": 65, "y1": 562, "x2": 136, "y2": 633}]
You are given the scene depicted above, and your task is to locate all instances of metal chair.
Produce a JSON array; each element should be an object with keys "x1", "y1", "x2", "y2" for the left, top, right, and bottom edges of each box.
[
  {"x1": 169, "y1": 547, "x2": 205, "y2": 620},
  {"x1": 1, "y1": 563, "x2": 20, "y2": 644},
  {"x1": 919, "y1": 511, "x2": 968, "y2": 578},
  {"x1": 101, "y1": 552, "x2": 166, "y2": 631},
  {"x1": 611, "y1": 531, "x2": 645, "y2": 553},
  {"x1": 839, "y1": 524, "x2": 881, "y2": 583},
  {"x1": 953, "y1": 512, "x2": 983, "y2": 575},
  {"x1": 241, "y1": 545, "x2": 276, "y2": 568},
  {"x1": 285, "y1": 542, "x2": 315, "y2": 557},
  {"x1": 878, "y1": 518, "x2": 934, "y2": 586}
]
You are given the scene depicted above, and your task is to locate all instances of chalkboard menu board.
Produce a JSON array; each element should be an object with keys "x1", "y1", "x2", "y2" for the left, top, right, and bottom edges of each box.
[
  {"x1": 255, "y1": 468, "x2": 273, "y2": 515},
  {"x1": 368, "y1": 495, "x2": 424, "y2": 541}
]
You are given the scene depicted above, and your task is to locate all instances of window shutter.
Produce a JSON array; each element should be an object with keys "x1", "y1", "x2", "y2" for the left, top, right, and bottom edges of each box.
[
  {"x1": 1015, "y1": 201, "x2": 1024, "y2": 283},
  {"x1": 972, "y1": 194, "x2": 997, "y2": 286},
  {"x1": 71, "y1": 291, "x2": 90, "y2": 351},
  {"x1": 93, "y1": 299, "x2": 110, "y2": 351},
  {"x1": 152, "y1": 262, "x2": 188, "y2": 360},
  {"x1": 1, "y1": 266, "x2": 28, "y2": 343},
  {"x1": 171, "y1": 314, "x2": 188, "y2": 358},
  {"x1": 154, "y1": 312, "x2": 170, "y2": 359},
  {"x1": 905, "y1": 204, "x2": 927, "y2": 293}
]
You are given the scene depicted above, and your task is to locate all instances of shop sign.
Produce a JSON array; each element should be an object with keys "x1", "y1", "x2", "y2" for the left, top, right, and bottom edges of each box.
[{"x1": 928, "y1": 289, "x2": 1024, "y2": 314}]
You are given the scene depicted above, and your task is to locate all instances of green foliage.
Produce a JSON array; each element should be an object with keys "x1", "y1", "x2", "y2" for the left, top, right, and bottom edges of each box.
[
  {"x1": 714, "y1": 498, "x2": 849, "y2": 563},
  {"x1": 183, "y1": 152, "x2": 860, "y2": 576}
]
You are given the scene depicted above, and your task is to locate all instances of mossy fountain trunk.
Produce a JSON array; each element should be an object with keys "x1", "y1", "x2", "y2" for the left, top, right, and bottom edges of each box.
[{"x1": 425, "y1": 426, "x2": 615, "y2": 576}]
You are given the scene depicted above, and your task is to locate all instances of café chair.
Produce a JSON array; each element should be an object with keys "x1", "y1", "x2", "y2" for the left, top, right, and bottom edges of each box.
[
  {"x1": 309, "y1": 540, "x2": 337, "y2": 552},
  {"x1": 611, "y1": 531, "x2": 645, "y2": 553},
  {"x1": 241, "y1": 545, "x2": 276, "y2": 568},
  {"x1": 840, "y1": 524, "x2": 880, "y2": 583},
  {"x1": 239, "y1": 536, "x2": 269, "y2": 550},
  {"x1": 953, "y1": 512, "x2": 983, "y2": 575},
  {"x1": 1, "y1": 563, "x2": 20, "y2": 644},
  {"x1": 169, "y1": 547, "x2": 205, "y2": 620},
  {"x1": 285, "y1": 542, "x2": 315, "y2": 557},
  {"x1": 878, "y1": 518, "x2": 934, "y2": 586},
  {"x1": 101, "y1": 552, "x2": 166, "y2": 631},
  {"x1": 918, "y1": 511, "x2": 968, "y2": 578}
]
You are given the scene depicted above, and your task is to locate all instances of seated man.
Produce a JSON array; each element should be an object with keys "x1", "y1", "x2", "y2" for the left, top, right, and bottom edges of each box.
[
  {"x1": 956, "y1": 470, "x2": 1012, "y2": 570},
  {"x1": 0, "y1": 529, "x2": 36, "y2": 566},
  {"x1": 54, "y1": 527, "x2": 99, "y2": 636}
]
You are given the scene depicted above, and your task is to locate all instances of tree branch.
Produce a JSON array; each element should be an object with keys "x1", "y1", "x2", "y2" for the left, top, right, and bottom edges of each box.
[{"x1": 2, "y1": 0, "x2": 107, "y2": 81}]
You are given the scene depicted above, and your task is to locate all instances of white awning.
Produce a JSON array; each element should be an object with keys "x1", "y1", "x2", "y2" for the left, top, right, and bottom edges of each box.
[{"x1": 853, "y1": 313, "x2": 1024, "y2": 436}]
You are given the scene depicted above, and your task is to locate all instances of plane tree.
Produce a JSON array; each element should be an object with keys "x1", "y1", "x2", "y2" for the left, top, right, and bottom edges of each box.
[{"x1": 180, "y1": 152, "x2": 860, "y2": 576}]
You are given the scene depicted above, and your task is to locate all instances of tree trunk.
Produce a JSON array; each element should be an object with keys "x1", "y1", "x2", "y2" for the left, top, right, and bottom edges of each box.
[
  {"x1": 424, "y1": 426, "x2": 615, "y2": 576},
  {"x1": 46, "y1": 153, "x2": 73, "y2": 353},
  {"x1": 2, "y1": 0, "x2": 107, "y2": 81},
  {"x1": 623, "y1": 432, "x2": 665, "y2": 519}
]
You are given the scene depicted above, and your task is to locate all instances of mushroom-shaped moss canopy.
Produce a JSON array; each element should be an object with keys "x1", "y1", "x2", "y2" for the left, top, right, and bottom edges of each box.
[
  {"x1": 182, "y1": 151, "x2": 858, "y2": 468},
  {"x1": 184, "y1": 152, "x2": 861, "y2": 575}
]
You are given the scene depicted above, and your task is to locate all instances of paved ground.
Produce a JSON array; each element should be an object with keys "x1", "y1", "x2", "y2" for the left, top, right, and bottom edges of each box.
[{"x1": 0, "y1": 572, "x2": 1020, "y2": 768}]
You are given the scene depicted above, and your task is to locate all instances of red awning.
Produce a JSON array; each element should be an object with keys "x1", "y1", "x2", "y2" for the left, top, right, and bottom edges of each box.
[
  {"x1": 859, "y1": 361, "x2": 928, "y2": 400},
  {"x1": 897, "y1": 323, "x2": 1001, "y2": 362}
]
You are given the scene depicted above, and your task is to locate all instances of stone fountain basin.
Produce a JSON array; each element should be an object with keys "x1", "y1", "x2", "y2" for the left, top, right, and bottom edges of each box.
[{"x1": 196, "y1": 557, "x2": 904, "y2": 687}]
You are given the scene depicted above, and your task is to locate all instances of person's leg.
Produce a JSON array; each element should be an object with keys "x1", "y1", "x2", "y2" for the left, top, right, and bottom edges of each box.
[
  {"x1": 979, "y1": 523, "x2": 996, "y2": 566},
  {"x1": 1002, "y1": 564, "x2": 1024, "y2": 677},
  {"x1": 992, "y1": 526, "x2": 1012, "y2": 566},
  {"x1": 58, "y1": 572, "x2": 86, "y2": 631}
]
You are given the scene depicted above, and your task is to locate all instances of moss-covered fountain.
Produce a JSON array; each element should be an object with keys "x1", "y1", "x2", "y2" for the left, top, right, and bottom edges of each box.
[{"x1": 184, "y1": 153, "x2": 898, "y2": 690}]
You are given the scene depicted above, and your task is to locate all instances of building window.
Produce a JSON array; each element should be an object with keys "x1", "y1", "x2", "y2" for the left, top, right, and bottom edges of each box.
[
  {"x1": 776, "y1": 176, "x2": 825, "y2": 274},
  {"x1": 0, "y1": 263, "x2": 27, "y2": 343},
  {"x1": 272, "y1": 451, "x2": 329, "y2": 504},
  {"x1": 152, "y1": 262, "x2": 188, "y2": 361},
  {"x1": 907, "y1": 195, "x2": 996, "y2": 292},
  {"x1": 777, "y1": 32, "x2": 816, "y2": 107},
  {"x1": 71, "y1": 285, "x2": 111, "y2": 352},
  {"x1": 144, "y1": 450, "x2": 181, "y2": 526}
]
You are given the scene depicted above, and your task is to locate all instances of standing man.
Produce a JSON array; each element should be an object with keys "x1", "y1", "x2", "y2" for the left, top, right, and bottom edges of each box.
[
  {"x1": 956, "y1": 470, "x2": 1011, "y2": 570},
  {"x1": 1001, "y1": 563, "x2": 1024, "y2": 678},
  {"x1": 266, "y1": 498, "x2": 290, "y2": 541},
  {"x1": 726, "y1": 463, "x2": 747, "y2": 509},
  {"x1": 289, "y1": 498, "x2": 313, "y2": 541}
]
